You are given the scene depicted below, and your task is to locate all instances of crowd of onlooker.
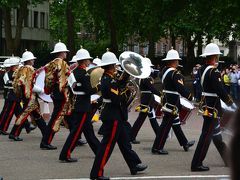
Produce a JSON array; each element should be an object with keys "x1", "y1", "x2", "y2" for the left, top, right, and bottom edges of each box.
[
  {"x1": 221, "y1": 64, "x2": 240, "y2": 101},
  {"x1": 192, "y1": 63, "x2": 240, "y2": 103}
]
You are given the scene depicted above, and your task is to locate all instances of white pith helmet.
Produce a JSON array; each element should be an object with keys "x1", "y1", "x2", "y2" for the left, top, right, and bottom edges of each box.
[
  {"x1": 51, "y1": 40, "x2": 69, "y2": 54},
  {"x1": 100, "y1": 49, "x2": 119, "y2": 66},
  {"x1": 92, "y1": 56, "x2": 101, "y2": 66},
  {"x1": 69, "y1": 55, "x2": 77, "y2": 63},
  {"x1": 2, "y1": 58, "x2": 10, "y2": 68},
  {"x1": 162, "y1": 48, "x2": 181, "y2": 61},
  {"x1": 200, "y1": 43, "x2": 222, "y2": 57},
  {"x1": 21, "y1": 49, "x2": 36, "y2": 62},
  {"x1": 144, "y1": 56, "x2": 154, "y2": 66},
  {"x1": 75, "y1": 46, "x2": 93, "y2": 61},
  {"x1": 8, "y1": 56, "x2": 20, "y2": 66},
  {"x1": 86, "y1": 56, "x2": 102, "y2": 71}
]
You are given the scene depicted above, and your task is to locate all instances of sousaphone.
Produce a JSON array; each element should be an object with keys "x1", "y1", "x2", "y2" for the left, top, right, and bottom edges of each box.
[{"x1": 119, "y1": 51, "x2": 151, "y2": 110}]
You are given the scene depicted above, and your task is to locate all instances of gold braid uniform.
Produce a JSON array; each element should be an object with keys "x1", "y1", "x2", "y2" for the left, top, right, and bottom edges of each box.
[
  {"x1": 9, "y1": 65, "x2": 46, "y2": 138},
  {"x1": 13, "y1": 65, "x2": 40, "y2": 125},
  {"x1": 44, "y1": 58, "x2": 71, "y2": 132}
]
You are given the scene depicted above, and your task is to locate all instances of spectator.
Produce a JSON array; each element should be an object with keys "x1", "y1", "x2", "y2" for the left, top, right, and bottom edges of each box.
[
  {"x1": 223, "y1": 68, "x2": 231, "y2": 94},
  {"x1": 229, "y1": 66, "x2": 239, "y2": 100},
  {"x1": 192, "y1": 64, "x2": 202, "y2": 102}
]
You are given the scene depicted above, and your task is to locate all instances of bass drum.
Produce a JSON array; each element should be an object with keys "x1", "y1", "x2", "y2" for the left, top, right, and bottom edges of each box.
[
  {"x1": 179, "y1": 97, "x2": 194, "y2": 124},
  {"x1": 35, "y1": 69, "x2": 53, "y2": 103}
]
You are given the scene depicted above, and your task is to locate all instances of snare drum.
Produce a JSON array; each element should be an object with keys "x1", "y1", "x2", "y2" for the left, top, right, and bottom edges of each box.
[
  {"x1": 179, "y1": 97, "x2": 194, "y2": 124},
  {"x1": 35, "y1": 69, "x2": 53, "y2": 103},
  {"x1": 220, "y1": 100, "x2": 235, "y2": 129}
]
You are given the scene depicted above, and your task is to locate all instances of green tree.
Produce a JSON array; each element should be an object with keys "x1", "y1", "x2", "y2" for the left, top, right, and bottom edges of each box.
[{"x1": 170, "y1": 0, "x2": 239, "y2": 63}]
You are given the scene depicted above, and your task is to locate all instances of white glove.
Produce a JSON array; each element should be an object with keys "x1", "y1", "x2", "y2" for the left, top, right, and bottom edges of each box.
[
  {"x1": 68, "y1": 72, "x2": 77, "y2": 88},
  {"x1": 32, "y1": 85, "x2": 44, "y2": 94}
]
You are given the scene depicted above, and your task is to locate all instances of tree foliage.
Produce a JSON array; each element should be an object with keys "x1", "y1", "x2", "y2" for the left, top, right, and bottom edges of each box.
[{"x1": 1, "y1": 0, "x2": 240, "y2": 61}]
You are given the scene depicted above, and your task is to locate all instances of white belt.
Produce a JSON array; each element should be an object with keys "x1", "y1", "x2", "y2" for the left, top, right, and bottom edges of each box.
[
  {"x1": 141, "y1": 91, "x2": 151, "y2": 93},
  {"x1": 72, "y1": 91, "x2": 86, "y2": 95},
  {"x1": 202, "y1": 92, "x2": 218, "y2": 97},
  {"x1": 4, "y1": 86, "x2": 13, "y2": 89},
  {"x1": 163, "y1": 90, "x2": 180, "y2": 95},
  {"x1": 103, "y1": 98, "x2": 112, "y2": 103}
]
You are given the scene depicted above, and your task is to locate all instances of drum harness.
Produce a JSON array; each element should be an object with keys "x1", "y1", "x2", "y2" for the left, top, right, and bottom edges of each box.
[
  {"x1": 161, "y1": 67, "x2": 180, "y2": 116},
  {"x1": 198, "y1": 65, "x2": 219, "y2": 118}
]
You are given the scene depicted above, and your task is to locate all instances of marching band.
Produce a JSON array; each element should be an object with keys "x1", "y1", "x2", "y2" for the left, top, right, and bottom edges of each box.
[{"x1": 0, "y1": 42, "x2": 238, "y2": 179}]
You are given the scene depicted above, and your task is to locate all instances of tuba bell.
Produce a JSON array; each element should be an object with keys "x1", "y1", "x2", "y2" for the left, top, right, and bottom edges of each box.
[{"x1": 119, "y1": 51, "x2": 151, "y2": 110}]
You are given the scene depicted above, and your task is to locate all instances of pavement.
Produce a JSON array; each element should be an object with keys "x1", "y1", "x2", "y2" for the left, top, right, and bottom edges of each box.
[{"x1": 0, "y1": 100, "x2": 233, "y2": 180}]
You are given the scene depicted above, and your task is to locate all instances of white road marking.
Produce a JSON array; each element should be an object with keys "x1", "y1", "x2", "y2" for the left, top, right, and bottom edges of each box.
[{"x1": 43, "y1": 174, "x2": 230, "y2": 180}]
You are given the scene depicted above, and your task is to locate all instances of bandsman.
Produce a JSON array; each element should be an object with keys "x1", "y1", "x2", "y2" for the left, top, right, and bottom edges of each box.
[
  {"x1": 191, "y1": 43, "x2": 236, "y2": 171},
  {"x1": 152, "y1": 48, "x2": 195, "y2": 155}
]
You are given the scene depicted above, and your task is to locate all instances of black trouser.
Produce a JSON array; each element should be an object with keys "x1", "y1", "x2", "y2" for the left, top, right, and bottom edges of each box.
[
  {"x1": 0, "y1": 100, "x2": 31, "y2": 133},
  {"x1": 131, "y1": 107, "x2": 159, "y2": 141},
  {"x1": 78, "y1": 102, "x2": 99, "y2": 140},
  {"x1": 10, "y1": 110, "x2": 46, "y2": 137},
  {"x1": 152, "y1": 112, "x2": 188, "y2": 150},
  {"x1": 90, "y1": 118, "x2": 142, "y2": 178},
  {"x1": 41, "y1": 98, "x2": 66, "y2": 145},
  {"x1": 59, "y1": 112, "x2": 100, "y2": 159},
  {"x1": 0, "y1": 99, "x2": 9, "y2": 129},
  {"x1": 172, "y1": 117, "x2": 188, "y2": 146},
  {"x1": 191, "y1": 116, "x2": 227, "y2": 168}
]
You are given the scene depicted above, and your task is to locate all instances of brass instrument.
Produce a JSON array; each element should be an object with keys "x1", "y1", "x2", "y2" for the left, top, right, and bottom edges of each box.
[
  {"x1": 88, "y1": 67, "x2": 104, "y2": 95},
  {"x1": 119, "y1": 51, "x2": 151, "y2": 110}
]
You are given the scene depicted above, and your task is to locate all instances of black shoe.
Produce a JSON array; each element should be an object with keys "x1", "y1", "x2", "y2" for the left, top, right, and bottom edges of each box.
[
  {"x1": 130, "y1": 163, "x2": 148, "y2": 175},
  {"x1": 26, "y1": 125, "x2": 37, "y2": 134},
  {"x1": 131, "y1": 139, "x2": 140, "y2": 144},
  {"x1": 59, "y1": 157, "x2": 78, "y2": 163},
  {"x1": 151, "y1": 148, "x2": 168, "y2": 155},
  {"x1": 183, "y1": 140, "x2": 195, "y2": 152},
  {"x1": 90, "y1": 176, "x2": 110, "y2": 180},
  {"x1": 0, "y1": 130, "x2": 9, "y2": 135},
  {"x1": 191, "y1": 165, "x2": 209, "y2": 172},
  {"x1": 9, "y1": 134, "x2": 23, "y2": 141},
  {"x1": 77, "y1": 139, "x2": 87, "y2": 146},
  {"x1": 40, "y1": 143, "x2": 57, "y2": 150}
]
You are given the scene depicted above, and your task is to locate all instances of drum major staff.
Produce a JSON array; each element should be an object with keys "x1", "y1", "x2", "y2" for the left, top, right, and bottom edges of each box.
[
  {"x1": 191, "y1": 43, "x2": 237, "y2": 172},
  {"x1": 90, "y1": 50, "x2": 147, "y2": 180},
  {"x1": 152, "y1": 48, "x2": 195, "y2": 155},
  {"x1": 8, "y1": 51, "x2": 46, "y2": 141},
  {"x1": 59, "y1": 47, "x2": 100, "y2": 162}
]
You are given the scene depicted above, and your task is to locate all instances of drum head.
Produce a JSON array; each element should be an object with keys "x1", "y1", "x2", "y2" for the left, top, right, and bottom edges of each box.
[
  {"x1": 180, "y1": 97, "x2": 194, "y2": 110},
  {"x1": 35, "y1": 70, "x2": 53, "y2": 103},
  {"x1": 221, "y1": 100, "x2": 235, "y2": 112},
  {"x1": 154, "y1": 94, "x2": 161, "y2": 104}
]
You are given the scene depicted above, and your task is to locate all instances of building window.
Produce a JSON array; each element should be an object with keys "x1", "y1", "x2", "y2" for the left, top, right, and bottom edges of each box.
[
  {"x1": 40, "y1": 12, "x2": 45, "y2": 29},
  {"x1": 34, "y1": 11, "x2": 38, "y2": 28}
]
